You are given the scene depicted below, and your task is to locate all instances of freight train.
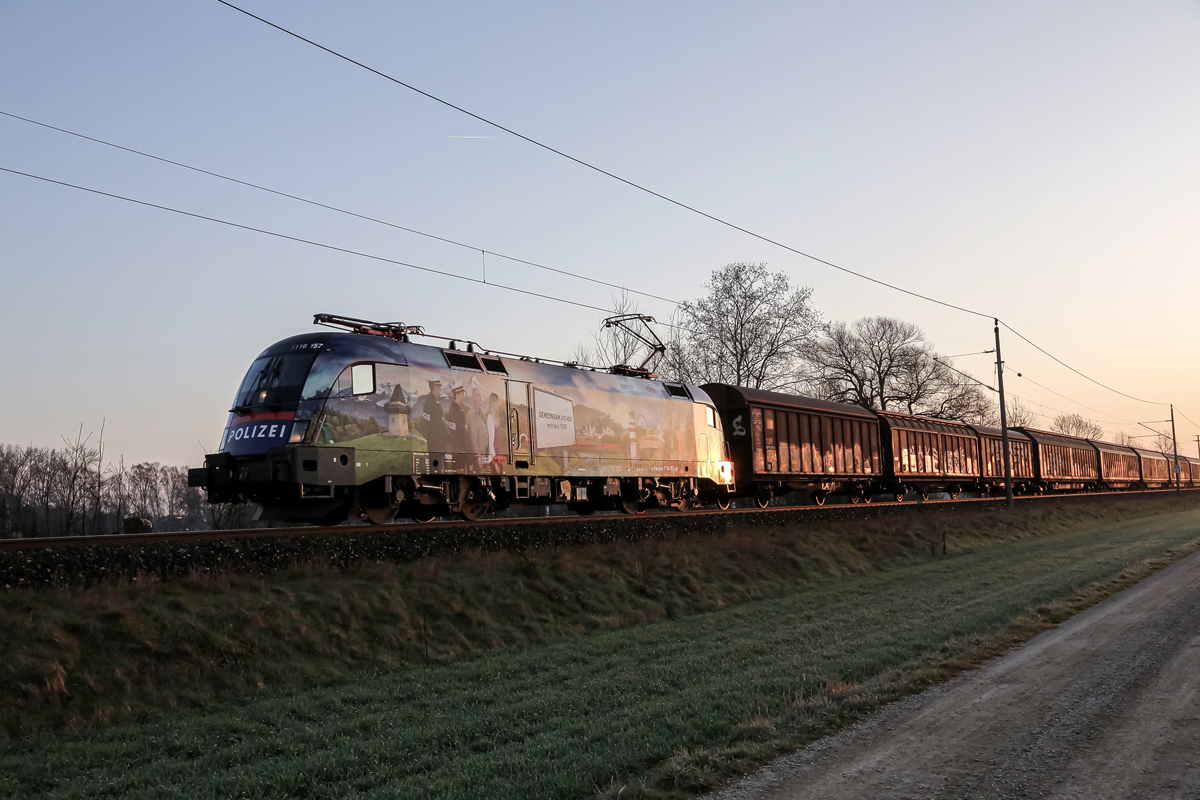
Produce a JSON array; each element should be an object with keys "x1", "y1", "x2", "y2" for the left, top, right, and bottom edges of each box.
[{"x1": 189, "y1": 315, "x2": 1196, "y2": 523}]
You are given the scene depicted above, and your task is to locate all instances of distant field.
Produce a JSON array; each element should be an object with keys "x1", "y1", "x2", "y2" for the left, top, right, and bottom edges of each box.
[{"x1": 2, "y1": 495, "x2": 1199, "y2": 799}]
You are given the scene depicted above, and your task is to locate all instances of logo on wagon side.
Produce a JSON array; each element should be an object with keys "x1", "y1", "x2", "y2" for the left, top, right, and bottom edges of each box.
[{"x1": 731, "y1": 415, "x2": 746, "y2": 436}]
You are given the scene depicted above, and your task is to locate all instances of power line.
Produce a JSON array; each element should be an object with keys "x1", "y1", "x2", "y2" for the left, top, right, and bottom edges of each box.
[
  {"x1": 1007, "y1": 393, "x2": 1123, "y2": 430},
  {"x1": 1000, "y1": 321, "x2": 1167, "y2": 406},
  {"x1": 0, "y1": 109, "x2": 678, "y2": 307},
  {"x1": 1175, "y1": 407, "x2": 1199, "y2": 429},
  {"x1": 1010, "y1": 372, "x2": 1136, "y2": 425},
  {"x1": 218, "y1": 1, "x2": 1178, "y2": 413},
  {"x1": 0, "y1": 165, "x2": 621, "y2": 316},
  {"x1": 215, "y1": 0, "x2": 994, "y2": 321}
]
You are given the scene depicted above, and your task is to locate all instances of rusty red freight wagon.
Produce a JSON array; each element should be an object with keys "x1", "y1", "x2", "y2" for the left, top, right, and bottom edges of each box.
[
  {"x1": 1012, "y1": 428, "x2": 1100, "y2": 492},
  {"x1": 701, "y1": 384, "x2": 881, "y2": 506}
]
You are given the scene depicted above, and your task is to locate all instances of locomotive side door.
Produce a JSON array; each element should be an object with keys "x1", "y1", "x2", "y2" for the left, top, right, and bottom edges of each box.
[{"x1": 506, "y1": 381, "x2": 532, "y2": 468}]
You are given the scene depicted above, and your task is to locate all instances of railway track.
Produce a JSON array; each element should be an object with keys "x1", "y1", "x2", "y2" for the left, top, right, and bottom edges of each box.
[{"x1": 1, "y1": 486, "x2": 1193, "y2": 553}]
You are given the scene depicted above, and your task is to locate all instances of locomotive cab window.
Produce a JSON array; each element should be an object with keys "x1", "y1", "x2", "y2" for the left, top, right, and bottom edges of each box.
[
  {"x1": 706, "y1": 406, "x2": 717, "y2": 428},
  {"x1": 232, "y1": 351, "x2": 319, "y2": 411}
]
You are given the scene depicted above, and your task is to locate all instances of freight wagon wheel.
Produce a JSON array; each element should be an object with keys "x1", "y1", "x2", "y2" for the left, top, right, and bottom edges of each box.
[
  {"x1": 893, "y1": 492, "x2": 905, "y2": 503},
  {"x1": 814, "y1": 494, "x2": 827, "y2": 506},
  {"x1": 716, "y1": 496, "x2": 731, "y2": 510},
  {"x1": 755, "y1": 495, "x2": 771, "y2": 509},
  {"x1": 919, "y1": 492, "x2": 929, "y2": 502},
  {"x1": 948, "y1": 489, "x2": 960, "y2": 500},
  {"x1": 861, "y1": 493, "x2": 873, "y2": 504},
  {"x1": 848, "y1": 493, "x2": 860, "y2": 505}
]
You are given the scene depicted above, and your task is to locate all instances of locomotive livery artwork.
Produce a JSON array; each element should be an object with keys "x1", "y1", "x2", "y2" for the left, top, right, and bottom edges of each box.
[{"x1": 189, "y1": 315, "x2": 1197, "y2": 523}]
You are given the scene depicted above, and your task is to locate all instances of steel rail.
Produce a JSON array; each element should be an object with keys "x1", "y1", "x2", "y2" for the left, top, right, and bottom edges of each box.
[{"x1": 1, "y1": 487, "x2": 1193, "y2": 553}]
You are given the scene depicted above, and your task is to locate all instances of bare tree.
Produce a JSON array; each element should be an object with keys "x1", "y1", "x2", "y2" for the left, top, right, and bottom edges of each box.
[
  {"x1": 1003, "y1": 397, "x2": 1039, "y2": 428},
  {"x1": 1050, "y1": 413, "x2": 1104, "y2": 439},
  {"x1": 805, "y1": 316, "x2": 993, "y2": 422},
  {"x1": 0, "y1": 431, "x2": 230, "y2": 538},
  {"x1": 664, "y1": 262, "x2": 819, "y2": 391}
]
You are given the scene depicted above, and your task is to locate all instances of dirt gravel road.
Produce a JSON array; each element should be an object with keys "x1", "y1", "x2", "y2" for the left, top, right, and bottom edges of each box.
[{"x1": 711, "y1": 549, "x2": 1200, "y2": 800}]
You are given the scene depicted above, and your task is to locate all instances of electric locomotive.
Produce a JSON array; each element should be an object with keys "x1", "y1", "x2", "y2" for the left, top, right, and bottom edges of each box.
[{"x1": 188, "y1": 314, "x2": 735, "y2": 523}]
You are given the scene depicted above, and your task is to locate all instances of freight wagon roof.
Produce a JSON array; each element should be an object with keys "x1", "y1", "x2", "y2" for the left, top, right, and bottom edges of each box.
[
  {"x1": 965, "y1": 424, "x2": 1031, "y2": 442},
  {"x1": 875, "y1": 410, "x2": 975, "y2": 436},
  {"x1": 1133, "y1": 448, "x2": 1170, "y2": 462},
  {"x1": 1013, "y1": 428, "x2": 1097, "y2": 450},
  {"x1": 699, "y1": 384, "x2": 878, "y2": 420},
  {"x1": 1091, "y1": 440, "x2": 1138, "y2": 456}
]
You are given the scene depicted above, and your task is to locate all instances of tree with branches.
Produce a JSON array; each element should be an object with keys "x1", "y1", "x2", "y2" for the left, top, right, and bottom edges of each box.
[
  {"x1": 1050, "y1": 413, "x2": 1104, "y2": 439},
  {"x1": 1004, "y1": 397, "x2": 1039, "y2": 428},
  {"x1": 805, "y1": 316, "x2": 994, "y2": 423},
  {"x1": 663, "y1": 262, "x2": 819, "y2": 391}
]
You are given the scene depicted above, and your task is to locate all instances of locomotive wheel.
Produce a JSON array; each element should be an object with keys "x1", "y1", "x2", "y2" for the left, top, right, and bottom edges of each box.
[
  {"x1": 411, "y1": 508, "x2": 438, "y2": 524},
  {"x1": 460, "y1": 498, "x2": 488, "y2": 521},
  {"x1": 716, "y1": 496, "x2": 731, "y2": 510},
  {"x1": 572, "y1": 504, "x2": 596, "y2": 516},
  {"x1": 675, "y1": 496, "x2": 691, "y2": 512},
  {"x1": 620, "y1": 496, "x2": 644, "y2": 515},
  {"x1": 755, "y1": 495, "x2": 771, "y2": 509},
  {"x1": 363, "y1": 505, "x2": 398, "y2": 525},
  {"x1": 814, "y1": 494, "x2": 827, "y2": 506}
]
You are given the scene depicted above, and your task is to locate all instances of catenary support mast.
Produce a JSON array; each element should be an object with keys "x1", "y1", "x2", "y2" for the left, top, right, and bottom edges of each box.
[
  {"x1": 995, "y1": 319, "x2": 1013, "y2": 507},
  {"x1": 1171, "y1": 404, "x2": 1180, "y2": 492}
]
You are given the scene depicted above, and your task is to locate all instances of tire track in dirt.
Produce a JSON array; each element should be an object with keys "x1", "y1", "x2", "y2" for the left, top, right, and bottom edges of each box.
[{"x1": 712, "y1": 549, "x2": 1200, "y2": 800}]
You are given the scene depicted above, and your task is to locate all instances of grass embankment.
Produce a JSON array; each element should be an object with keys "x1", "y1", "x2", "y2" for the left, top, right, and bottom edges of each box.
[{"x1": 2, "y1": 496, "x2": 1199, "y2": 799}]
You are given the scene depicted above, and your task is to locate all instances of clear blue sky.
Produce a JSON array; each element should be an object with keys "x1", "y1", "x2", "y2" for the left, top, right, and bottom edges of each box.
[{"x1": 2, "y1": 1, "x2": 1198, "y2": 466}]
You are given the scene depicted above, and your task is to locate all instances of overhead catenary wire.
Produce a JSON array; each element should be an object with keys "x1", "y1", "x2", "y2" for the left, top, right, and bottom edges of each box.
[
  {"x1": 0, "y1": 165, "x2": 624, "y2": 317},
  {"x1": 0, "y1": 109, "x2": 678, "y2": 307},
  {"x1": 216, "y1": 1, "x2": 1178, "y2": 414},
  {"x1": 215, "y1": 0, "x2": 993, "y2": 322},
  {"x1": 1009, "y1": 372, "x2": 1137, "y2": 425},
  {"x1": 1174, "y1": 407, "x2": 1199, "y2": 429},
  {"x1": 1006, "y1": 393, "x2": 1123, "y2": 431},
  {"x1": 1000, "y1": 322, "x2": 1167, "y2": 406}
]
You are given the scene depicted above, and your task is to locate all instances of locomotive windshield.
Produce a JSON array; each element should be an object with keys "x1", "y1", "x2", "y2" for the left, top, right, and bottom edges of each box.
[{"x1": 231, "y1": 351, "x2": 319, "y2": 412}]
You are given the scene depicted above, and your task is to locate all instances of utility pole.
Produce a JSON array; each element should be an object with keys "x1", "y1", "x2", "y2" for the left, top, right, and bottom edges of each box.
[
  {"x1": 1171, "y1": 404, "x2": 1180, "y2": 492},
  {"x1": 994, "y1": 319, "x2": 1013, "y2": 507}
]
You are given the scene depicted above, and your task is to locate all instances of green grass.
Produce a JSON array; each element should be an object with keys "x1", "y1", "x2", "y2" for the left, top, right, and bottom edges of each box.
[
  {"x1": 2, "y1": 497, "x2": 1198, "y2": 799},
  {"x1": 3, "y1": 497, "x2": 1183, "y2": 739}
]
